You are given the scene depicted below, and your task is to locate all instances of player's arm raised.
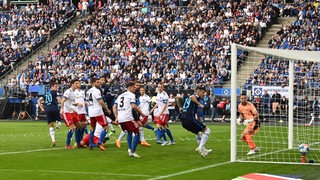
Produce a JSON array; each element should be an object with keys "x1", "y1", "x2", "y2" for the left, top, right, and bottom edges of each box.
[{"x1": 37, "y1": 97, "x2": 45, "y2": 112}]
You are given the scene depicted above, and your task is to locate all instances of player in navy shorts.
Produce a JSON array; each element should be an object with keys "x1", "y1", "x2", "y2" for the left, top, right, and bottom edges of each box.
[
  {"x1": 179, "y1": 86, "x2": 212, "y2": 158},
  {"x1": 38, "y1": 82, "x2": 61, "y2": 146}
]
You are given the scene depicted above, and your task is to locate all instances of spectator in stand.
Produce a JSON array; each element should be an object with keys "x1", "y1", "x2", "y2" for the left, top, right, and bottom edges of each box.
[
  {"x1": 271, "y1": 90, "x2": 281, "y2": 115},
  {"x1": 12, "y1": 0, "x2": 278, "y2": 90},
  {"x1": 0, "y1": 2, "x2": 76, "y2": 78},
  {"x1": 254, "y1": 95, "x2": 262, "y2": 112},
  {"x1": 262, "y1": 90, "x2": 271, "y2": 114},
  {"x1": 217, "y1": 98, "x2": 227, "y2": 123},
  {"x1": 280, "y1": 96, "x2": 288, "y2": 115},
  {"x1": 0, "y1": 61, "x2": 6, "y2": 76},
  {"x1": 81, "y1": 0, "x2": 89, "y2": 18},
  {"x1": 203, "y1": 91, "x2": 211, "y2": 119},
  {"x1": 224, "y1": 99, "x2": 231, "y2": 121},
  {"x1": 168, "y1": 93, "x2": 176, "y2": 122}
]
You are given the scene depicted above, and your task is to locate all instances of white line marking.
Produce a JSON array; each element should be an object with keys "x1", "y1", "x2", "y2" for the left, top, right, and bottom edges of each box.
[
  {"x1": 0, "y1": 148, "x2": 65, "y2": 155},
  {"x1": 149, "y1": 161, "x2": 232, "y2": 180},
  {"x1": 0, "y1": 140, "x2": 126, "y2": 155},
  {"x1": 239, "y1": 148, "x2": 288, "y2": 161},
  {"x1": 0, "y1": 169, "x2": 152, "y2": 177}
]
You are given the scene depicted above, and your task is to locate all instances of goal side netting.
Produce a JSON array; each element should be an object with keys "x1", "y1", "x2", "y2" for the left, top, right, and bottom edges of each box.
[{"x1": 230, "y1": 43, "x2": 320, "y2": 165}]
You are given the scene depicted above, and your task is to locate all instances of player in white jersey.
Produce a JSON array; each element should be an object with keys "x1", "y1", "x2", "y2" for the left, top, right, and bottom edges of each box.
[
  {"x1": 113, "y1": 81, "x2": 145, "y2": 157},
  {"x1": 60, "y1": 79, "x2": 83, "y2": 149},
  {"x1": 86, "y1": 77, "x2": 112, "y2": 151},
  {"x1": 150, "y1": 82, "x2": 175, "y2": 145},
  {"x1": 138, "y1": 86, "x2": 157, "y2": 146},
  {"x1": 73, "y1": 87, "x2": 88, "y2": 147}
]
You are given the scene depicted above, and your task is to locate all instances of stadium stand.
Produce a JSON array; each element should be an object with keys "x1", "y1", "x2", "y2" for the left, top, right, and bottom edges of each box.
[
  {"x1": 247, "y1": 1, "x2": 320, "y2": 90},
  {"x1": 0, "y1": 2, "x2": 77, "y2": 77},
  {"x1": 5, "y1": 0, "x2": 280, "y2": 95}
]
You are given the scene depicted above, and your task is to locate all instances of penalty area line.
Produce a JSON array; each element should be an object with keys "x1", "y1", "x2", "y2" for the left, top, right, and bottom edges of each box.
[
  {"x1": 0, "y1": 169, "x2": 153, "y2": 178},
  {"x1": 0, "y1": 147, "x2": 65, "y2": 155},
  {"x1": 149, "y1": 161, "x2": 232, "y2": 180}
]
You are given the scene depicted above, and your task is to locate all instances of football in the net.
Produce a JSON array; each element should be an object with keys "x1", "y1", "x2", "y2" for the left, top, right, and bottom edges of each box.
[{"x1": 298, "y1": 143, "x2": 310, "y2": 155}]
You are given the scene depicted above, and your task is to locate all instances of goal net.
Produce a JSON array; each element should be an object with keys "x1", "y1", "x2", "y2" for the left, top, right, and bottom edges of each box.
[{"x1": 230, "y1": 43, "x2": 320, "y2": 165}]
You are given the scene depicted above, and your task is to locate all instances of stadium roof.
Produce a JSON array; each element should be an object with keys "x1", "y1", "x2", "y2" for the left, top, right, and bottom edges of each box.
[{"x1": 236, "y1": 44, "x2": 320, "y2": 62}]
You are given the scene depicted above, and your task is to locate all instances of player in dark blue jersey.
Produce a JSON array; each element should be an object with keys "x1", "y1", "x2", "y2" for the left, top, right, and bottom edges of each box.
[
  {"x1": 38, "y1": 82, "x2": 61, "y2": 147},
  {"x1": 179, "y1": 86, "x2": 212, "y2": 158},
  {"x1": 306, "y1": 96, "x2": 319, "y2": 126}
]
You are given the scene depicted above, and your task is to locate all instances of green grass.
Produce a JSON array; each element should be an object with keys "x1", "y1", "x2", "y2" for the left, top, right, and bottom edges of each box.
[{"x1": 0, "y1": 121, "x2": 319, "y2": 180}]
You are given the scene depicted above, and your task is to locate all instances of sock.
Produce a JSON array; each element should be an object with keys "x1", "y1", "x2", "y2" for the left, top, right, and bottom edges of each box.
[
  {"x1": 132, "y1": 132, "x2": 140, "y2": 152},
  {"x1": 199, "y1": 128, "x2": 210, "y2": 150},
  {"x1": 108, "y1": 131, "x2": 114, "y2": 136},
  {"x1": 89, "y1": 130, "x2": 94, "y2": 147},
  {"x1": 66, "y1": 129, "x2": 74, "y2": 146},
  {"x1": 84, "y1": 126, "x2": 88, "y2": 134},
  {"x1": 161, "y1": 129, "x2": 167, "y2": 141},
  {"x1": 244, "y1": 134, "x2": 256, "y2": 150},
  {"x1": 196, "y1": 132, "x2": 201, "y2": 144},
  {"x1": 80, "y1": 128, "x2": 85, "y2": 141},
  {"x1": 156, "y1": 128, "x2": 162, "y2": 141},
  {"x1": 139, "y1": 127, "x2": 145, "y2": 142},
  {"x1": 118, "y1": 130, "x2": 127, "y2": 140},
  {"x1": 49, "y1": 127, "x2": 55, "y2": 142},
  {"x1": 75, "y1": 128, "x2": 81, "y2": 145},
  {"x1": 127, "y1": 132, "x2": 133, "y2": 150},
  {"x1": 145, "y1": 124, "x2": 154, "y2": 130},
  {"x1": 166, "y1": 128, "x2": 174, "y2": 142},
  {"x1": 98, "y1": 129, "x2": 107, "y2": 145},
  {"x1": 108, "y1": 123, "x2": 115, "y2": 132},
  {"x1": 309, "y1": 116, "x2": 315, "y2": 125}
]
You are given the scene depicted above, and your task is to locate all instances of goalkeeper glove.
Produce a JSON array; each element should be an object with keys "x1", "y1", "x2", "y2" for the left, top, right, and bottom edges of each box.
[
  {"x1": 237, "y1": 118, "x2": 242, "y2": 126},
  {"x1": 243, "y1": 118, "x2": 254, "y2": 126}
]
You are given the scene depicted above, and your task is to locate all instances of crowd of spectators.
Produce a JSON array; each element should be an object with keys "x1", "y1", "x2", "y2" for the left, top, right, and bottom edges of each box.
[
  {"x1": 2, "y1": 0, "x2": 281, "y2": 95},
  {"x1": 0, "y1": 1, "x2": 76, "y2": 77},
  {"x1": 246, "y1": 0, "x2": 320, "y2": 91}
]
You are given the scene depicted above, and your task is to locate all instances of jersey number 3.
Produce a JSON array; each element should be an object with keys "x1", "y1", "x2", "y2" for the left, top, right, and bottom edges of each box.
[{"x1": 119, "y1": 97, "x2": 124, "y2": 108}]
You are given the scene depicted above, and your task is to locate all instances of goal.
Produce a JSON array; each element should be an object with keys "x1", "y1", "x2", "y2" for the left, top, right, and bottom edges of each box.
[{"x1": 230, "y1": 43, "x2": 320, "y2": 165}]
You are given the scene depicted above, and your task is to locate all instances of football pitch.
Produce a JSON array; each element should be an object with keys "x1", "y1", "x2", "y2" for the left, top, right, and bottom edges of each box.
[{"x1": 0, "y1": 121, "x2": 319, "y2": 180}]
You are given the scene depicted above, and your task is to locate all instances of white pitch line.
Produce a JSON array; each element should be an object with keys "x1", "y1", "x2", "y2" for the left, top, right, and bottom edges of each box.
[
  {"x1": 0, "y1": 147, "x2": 65, "y2": 155},
  {"x1": 0, "y1": 169, "x2": 152, "y2": 178},
  {"x1": 0, "y1": 140, "x2": 128, "y2": 156},
  {"x1": 149, "y1": 161, "x2": 232, "y2": 180}
]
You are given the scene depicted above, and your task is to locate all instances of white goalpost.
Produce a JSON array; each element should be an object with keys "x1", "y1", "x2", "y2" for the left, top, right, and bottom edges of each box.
[{"x1": 231, "y1": 43, "x2": 320, "y2": 165}]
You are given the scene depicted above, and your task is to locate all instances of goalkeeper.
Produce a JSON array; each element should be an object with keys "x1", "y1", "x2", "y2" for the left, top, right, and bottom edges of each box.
[{"x1": 237, "y1": 93, "x2": 260, "y2": 155}]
